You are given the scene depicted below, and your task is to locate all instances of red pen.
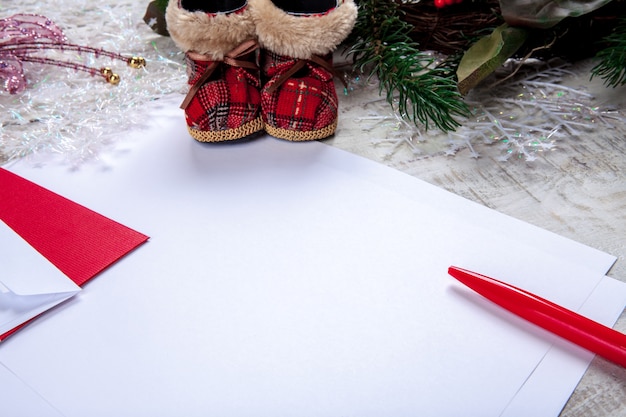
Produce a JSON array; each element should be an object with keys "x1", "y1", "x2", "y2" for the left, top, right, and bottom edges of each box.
[{"x1": 448, "y1": 266, "x2": 626, "y2": 368}]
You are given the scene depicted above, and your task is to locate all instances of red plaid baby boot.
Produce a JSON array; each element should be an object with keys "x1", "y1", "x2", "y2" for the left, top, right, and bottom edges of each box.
[
  {"x1": 249, "y1": 0, "x2": 357, "y2": 141},
  {"x1": 166, "y1": 1, "x2": 264, "y2": 142}
]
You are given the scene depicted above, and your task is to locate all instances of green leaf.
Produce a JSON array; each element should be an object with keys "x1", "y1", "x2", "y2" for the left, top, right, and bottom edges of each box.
[{"x1": 457, "y1": 24, "x2": 528, "y2": 95}]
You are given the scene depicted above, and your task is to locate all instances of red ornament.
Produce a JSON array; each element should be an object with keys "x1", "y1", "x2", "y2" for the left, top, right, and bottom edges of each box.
[{"x1": 435, "y1": 0, "x2": 463, "y2": 8}]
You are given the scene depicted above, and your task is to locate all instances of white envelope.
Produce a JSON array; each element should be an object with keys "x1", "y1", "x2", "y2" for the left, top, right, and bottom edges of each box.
[{"x1": 0, "y1": 221, "x2": 81, "y2": 336}]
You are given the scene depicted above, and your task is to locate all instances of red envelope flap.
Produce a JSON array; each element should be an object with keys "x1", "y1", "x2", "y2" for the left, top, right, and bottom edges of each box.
[
  {"x1": 0, "y1": 167, "x2": 148, "y2": 286},
  {"x1": 0, "y1": 167, "x2": 148, "y2": 341}
]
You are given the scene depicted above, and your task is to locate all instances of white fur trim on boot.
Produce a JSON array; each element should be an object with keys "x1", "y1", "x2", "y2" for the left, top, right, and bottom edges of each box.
[
  {"x1": 165, "y1": 2, "x2": 257, "y2": 60},
  {"x1": 249, "y1": 0, "x2": 357, "y2": 59}
]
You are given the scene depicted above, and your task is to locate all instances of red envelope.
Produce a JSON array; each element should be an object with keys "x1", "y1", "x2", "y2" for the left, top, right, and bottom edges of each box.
[{"x1": 0, "y1": 167, "x2": 148, "y2": 340}]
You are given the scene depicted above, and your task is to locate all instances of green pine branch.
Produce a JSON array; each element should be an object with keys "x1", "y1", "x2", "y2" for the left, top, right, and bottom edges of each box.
[
  {"x1": 591, "y1": 16, "x2": 626, "y2": 88},
  {"x1": 347, "y1": 0, "x2": 469, "y2": 131}
]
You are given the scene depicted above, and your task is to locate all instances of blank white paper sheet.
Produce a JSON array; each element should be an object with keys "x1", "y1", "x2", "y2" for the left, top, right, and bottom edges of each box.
[{"x1": 0, "y1": 98, "x2": 624, "y2": 417}]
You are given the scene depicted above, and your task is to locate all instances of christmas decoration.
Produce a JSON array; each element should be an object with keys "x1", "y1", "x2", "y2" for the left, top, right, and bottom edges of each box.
[
  {"x1": 0, "y1": 2, "x2": 187, "y2": 165},
  {"x1": 0, "y1": 14, "x2": 146, "y2": 94},
  {"x1": 0, "y1": 0, "x2": 622, "y2": 166},
  {"x1": 346, "y1": 58, "x2": 625, "y2": 162},
  {"x1": 456, "y1": 23, "x2": 528, "y2": 95},
  {"x1": 143, "y1": 0, "x2": 625, "y2": 136},
  {"x1": 165, "y1": 1, "x2": 264, "y2": 142},
  {"x1": 250, "y1": 0, "x2": 358, "y2": 141},
  {"x1": 433, "y1": 0, "x2": 463, "y2": 9},
  {"x1": 590, "y1": 15, "x2": 626, "y2": 87},
  {"x1": 164, "y1": 0, "x2": 358, "y2": 142},
  {"x1": 451, "y1": 59, "x2": 622, "y2": 161},
  {"x1": 346, "y1": 0, "x2": 470, "y2": 132},
  {"x1": 454, "y1": 0, "x2": 623, "y2": 93},
  {"x1": 354, "y1": 0, "x2": 625, "y2": 131}
]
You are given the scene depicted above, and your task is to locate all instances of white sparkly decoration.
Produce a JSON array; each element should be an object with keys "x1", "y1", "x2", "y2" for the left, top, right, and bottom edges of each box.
[
  {"x1": 460, "y1": 59, "x2": 624, "y2": 162},
  {"x1": 3, "y1": 2, "x2": 625, "y2": 166},
  {"x1": 342, "y1": 58, "x2": 626, "y2": 162},
  {"x1": 0, "y1": 1, "x2": 187, "y2": 166}
]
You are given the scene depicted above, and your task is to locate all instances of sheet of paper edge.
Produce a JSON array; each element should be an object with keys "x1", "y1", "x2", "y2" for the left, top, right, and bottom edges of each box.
[
  {"x1": 501, "y1": 275, "x2": 626, "y2": 417},
  {"x1": 313, "y1": 141, "x2": 617, "y2": 275},
  {"x1": 0, "y1": 363, "x2": 64, "y2": 416},
  {"x1": 2, "y1": 95, "x2": 616, "y2": 276},
  {"x1": 1, "y1": 97, "x2": 621, "y2": 416}
]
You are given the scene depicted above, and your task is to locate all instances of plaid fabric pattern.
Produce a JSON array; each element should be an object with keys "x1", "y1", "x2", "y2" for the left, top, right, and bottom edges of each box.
[
  {"x1": 184, "y1": 54, "x2": 261, "y2": 134},
  {"x1": 260, "y1": 51, "x2": 338, "y2": 135}
]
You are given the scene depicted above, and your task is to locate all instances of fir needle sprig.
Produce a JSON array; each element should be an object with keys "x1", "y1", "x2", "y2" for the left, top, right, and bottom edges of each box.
[
  {"x1": 347, "y1": 0, "x2": 469, "y2": 131},
  {"x1": 591, "y1": 16, "x2": 626, "y2": 88}
]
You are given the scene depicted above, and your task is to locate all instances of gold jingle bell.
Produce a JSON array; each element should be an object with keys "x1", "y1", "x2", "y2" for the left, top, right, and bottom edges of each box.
[
  {"x1": 107, "y1": 73, "x2": 121, "y2": 85},
  {"x1": 128, "y1": 56, "x2": 146, "y2": 69},
  {"x1": 100, "y1": 67, "x2": 120, "y2": 85}
]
